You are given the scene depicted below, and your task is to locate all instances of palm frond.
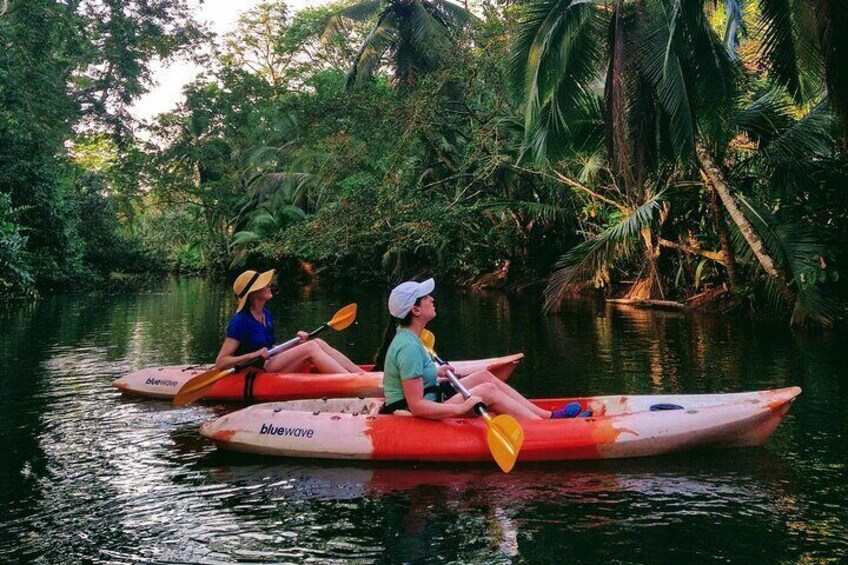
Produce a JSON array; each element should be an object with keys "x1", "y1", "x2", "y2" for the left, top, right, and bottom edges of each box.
[
  {"x1": 336, "y1": 0, "x2": 386, "y2": 22},
  {"x1": 346, "y1": 11, "x2": 399, "y2": 86},
  {"x1": 759, "y1": 97, "x2": 834, "y2": 165},
  {"x1": 733, "y1": 88, "x2": 794, "y2": 145},
  {"x1": 731, "y1": 195, "x2": 841, "y2": 326},
  {"x1": 247, "y1": 172, "x2": 313, "y2": 207},
  {"x1": 676, "y1": 0, "x2": 740, "y2": 144},
  {"x1": 791, "y1": 283, "x2": 842, "y2": 328},
  {"x1": 408, "y1": 0, "x2": 450, "y2": 50},
  {"x1": 231, "y1": 230, "x2": 263, "y2": 246},
  {"x1": 757, "y1": 0, "x2": 822, "y2": 103},
  {"x1": 248, "y1": 210, "x2": 281, "y2": 232},
  {"x1": 426, "y1": 0, "x2": 475, "y2": 27},
  {"x1": 507, "y1": 0, "x2": 565, "y2": 103},
  {"x1": 544, "y1": 190, "x2": 666, "y2": 312},
  {"x1": 522, "y1": 85, "x2": 605, "y2": 163},
  {"x1": 246, "y1": 145, "x2": 290, "y2": 169},
  {"x1": 507, "y1": 0, "x2": 603, "y2": 132},
  {"x1": 392, "y1": 33, "x2": 419, "y2": 88},
  {"x1": 758, "y1": 0, "x2": 802, "y2": 100},
  {"x1": 639, "y1": 1, "x2": 695, "y2": 160}
]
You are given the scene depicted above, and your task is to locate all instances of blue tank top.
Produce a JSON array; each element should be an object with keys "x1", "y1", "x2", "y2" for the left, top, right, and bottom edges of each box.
[{"x1": 226, "y1": 309, "x2": 275, "y2": 356}]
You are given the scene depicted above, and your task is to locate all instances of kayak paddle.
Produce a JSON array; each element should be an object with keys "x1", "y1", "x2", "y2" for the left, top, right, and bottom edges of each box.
[
  {"x1": 172, "y1": 303, "x2": 358, "y2": 406},
  {"x1": 419, "y1": 329, "x2": 524, "y2": 473}
]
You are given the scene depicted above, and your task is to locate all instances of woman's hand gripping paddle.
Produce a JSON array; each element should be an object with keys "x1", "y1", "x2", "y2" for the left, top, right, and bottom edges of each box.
[
  {"x1": 419, "y1": 329, "x2": 524, "y2": 473},
  {"x1": 172, "y1": 303, "x2": 358, "y2": 406}
]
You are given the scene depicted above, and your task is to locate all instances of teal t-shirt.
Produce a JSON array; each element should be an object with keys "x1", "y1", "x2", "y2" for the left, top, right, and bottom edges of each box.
[{"x1": 383, "y1": 327, "x2": 438, "y2": 405}]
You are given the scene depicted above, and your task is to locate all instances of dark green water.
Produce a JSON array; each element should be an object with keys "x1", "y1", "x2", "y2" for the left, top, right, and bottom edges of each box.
[{"x1": 1, "y1": 278, "x2": 846, "y2": 564}]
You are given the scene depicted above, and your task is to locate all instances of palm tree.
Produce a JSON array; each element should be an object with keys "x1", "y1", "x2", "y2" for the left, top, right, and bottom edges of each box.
[
  {"x1": 509, "y1": 0, "x2": 740, "y2": 304},
  {"x1": 325, "y1": 0, "x2": 473, "y2": 89},
  {"x1": 508, "y1": 0, "x2": 842, "y2": 323}
]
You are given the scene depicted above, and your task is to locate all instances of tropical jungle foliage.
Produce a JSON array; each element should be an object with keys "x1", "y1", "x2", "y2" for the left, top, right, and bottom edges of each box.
[{"x1": 1, "y1": 0, "x2": 846, "y2": 326}]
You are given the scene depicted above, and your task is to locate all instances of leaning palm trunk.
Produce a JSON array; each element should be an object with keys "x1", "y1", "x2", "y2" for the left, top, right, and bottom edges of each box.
[{"x1": 696, "y1": 143, "x2": 794, "y2": 303}]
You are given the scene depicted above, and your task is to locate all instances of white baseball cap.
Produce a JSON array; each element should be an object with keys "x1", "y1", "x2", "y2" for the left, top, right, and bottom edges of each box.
[{"x1": 388, "y1": 278, "x2": 435, "y2": 319}]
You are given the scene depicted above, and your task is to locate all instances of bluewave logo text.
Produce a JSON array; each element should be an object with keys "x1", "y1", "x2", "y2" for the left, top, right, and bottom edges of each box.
[
  {"x1": 145, "y1": 377, "x2": 179, "y2": 388},
  {"x1": 259, "y1": 423, "x2": 315, "y2": 438}
]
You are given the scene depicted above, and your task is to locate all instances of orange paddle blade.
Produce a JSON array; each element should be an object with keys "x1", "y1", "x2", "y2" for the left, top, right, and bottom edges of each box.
[
  {"x1": 421, "y1": 328, "x2": 524, "y2": 472},
  {"x1": 420, "y1": 329, "x2": 435, "y2": 352},
  {"x1": 483, "y1": 413, "x2": 524, "y2": 473},
  {"x1": 172, "y1": 367, "x2": 235, "y2": 406},
  {"x1": 328, "y1": 303, "x2": 357, "y2": 331}
]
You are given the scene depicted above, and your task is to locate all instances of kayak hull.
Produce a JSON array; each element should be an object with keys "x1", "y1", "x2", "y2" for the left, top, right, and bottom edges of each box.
[
  {"x1": 199, "y1": 387, "x2": 801, "y2": 463},
  {"x1": 112, "y1": 354, "x2": 523, "y2": 402}
]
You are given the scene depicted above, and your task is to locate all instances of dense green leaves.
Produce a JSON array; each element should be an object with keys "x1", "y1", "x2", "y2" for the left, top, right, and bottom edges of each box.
[
  {"x1": 1, "y1": 0, "x2": 844, "y2": 326},
  {"x1": 0, "y1": 0, "x2": 202, "y2": 292},
  {"x1": 0, "y1": 193, "x2": 34, "y2": 297}
]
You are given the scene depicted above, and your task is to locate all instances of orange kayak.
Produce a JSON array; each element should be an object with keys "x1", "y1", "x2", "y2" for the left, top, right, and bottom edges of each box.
[{"x1": 113, "y1": 354, "x2": 524, "y2": 403}]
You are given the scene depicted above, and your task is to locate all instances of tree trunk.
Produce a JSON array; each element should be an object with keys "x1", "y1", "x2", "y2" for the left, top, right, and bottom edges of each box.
[
  {"x1": 605, "y1": 2, "x2": 636, "y2": 195},
  {"x1": 704, "y1": 181, "x2": 740, "y2": 291},
  {"x1": 626, "y1": 226, "x2": 663, "y2": 300},
  {"x1": 696, "y1": 143, "x2": 795, "y2": 303}
]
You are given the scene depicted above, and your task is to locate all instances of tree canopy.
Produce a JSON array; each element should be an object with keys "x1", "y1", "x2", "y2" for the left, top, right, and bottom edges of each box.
[{"x1": 1, "y1": 0, "x2": 845, "y2": 326}]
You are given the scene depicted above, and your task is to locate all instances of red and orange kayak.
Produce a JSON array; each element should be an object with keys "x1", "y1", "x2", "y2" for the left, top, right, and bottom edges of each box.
[
  {"x1": 199, "y1": 387, "x2": 801, "y2": 464},
  {"x1": 112, "y1": 354, "x2": 523, "y2": 402}
]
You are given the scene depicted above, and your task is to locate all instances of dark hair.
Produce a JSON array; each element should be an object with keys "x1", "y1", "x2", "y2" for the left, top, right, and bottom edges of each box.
[{"x1": 372, "y1": 297, "x2": 422, "y2": 371}]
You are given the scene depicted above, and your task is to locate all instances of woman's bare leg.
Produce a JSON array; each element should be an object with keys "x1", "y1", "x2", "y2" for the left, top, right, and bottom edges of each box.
[
  {"x1": 456, "y1": 370, "x2": 551, "y2": 418},
  {"x1": 264, "y1": 341, "x2": 348, "y2": 373},
  {"x1": 311, "y1": 338, "x2": 360, "y2": 372},
  {"x1": 444, "y1": 382, "x2": 548, "y2": 420}
]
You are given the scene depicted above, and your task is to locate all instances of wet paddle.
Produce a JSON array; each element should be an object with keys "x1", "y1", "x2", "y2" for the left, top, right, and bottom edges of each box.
[
  {"x1": 172, "y1": 303, "x2": 358, "y2": 406},
  {"x1": 419, "y1": 329, "x2": 524, "y2": 473}
]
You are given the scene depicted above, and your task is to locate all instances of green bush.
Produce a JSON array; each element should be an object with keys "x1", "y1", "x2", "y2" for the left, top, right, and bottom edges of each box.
[{"x1": 0, "y1": 193, "x2": 36, "y2": 297}]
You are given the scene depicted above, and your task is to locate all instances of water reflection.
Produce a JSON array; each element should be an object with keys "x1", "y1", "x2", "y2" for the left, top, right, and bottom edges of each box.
[
  {"x1": 199, "y1": 453, "x2": 795, "y2": 505},
  {"x1": 193, "y1": 453, "x2": 800, "y2": 563}
]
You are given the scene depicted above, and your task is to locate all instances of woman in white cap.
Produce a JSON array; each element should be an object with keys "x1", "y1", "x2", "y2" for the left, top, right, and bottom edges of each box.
[
  {"x1": 215, "y1": 269, "x2": 360, "y2": 374},
  {"x1": 375, "y1": 278, "x2": 582, "y2": 419}
]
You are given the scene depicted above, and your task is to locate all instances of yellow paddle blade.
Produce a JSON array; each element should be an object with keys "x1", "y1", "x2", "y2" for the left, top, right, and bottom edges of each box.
[
  {"x1": 328, "y1": 303, "x2": 357, "y2": 331},
  {"x1": 172, "y1": 367, "x2": 235, "y2": 406},
  {"x1": 420, "y1": 328, "x2": 435, "y2": 352},
  {"x1": 484, "y1": 413, "x2": 525, "y2": 473}
]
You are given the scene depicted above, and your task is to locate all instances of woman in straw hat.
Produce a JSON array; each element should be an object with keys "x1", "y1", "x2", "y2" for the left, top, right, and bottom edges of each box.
[
  {"x1": 374, "y1": 278, "x2": 587, "y2": 419},
  {"x1": 215, "y1": 269, "x2": 360, "y2": 373}
]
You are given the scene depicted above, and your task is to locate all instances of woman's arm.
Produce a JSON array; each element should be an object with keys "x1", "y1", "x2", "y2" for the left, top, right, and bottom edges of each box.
[
  {"x1": 402, "y1": 377, "x2": 480, "y2": 420},
  {"x1": 215, "y1": 337, "x2": 269, "y2": 371}
]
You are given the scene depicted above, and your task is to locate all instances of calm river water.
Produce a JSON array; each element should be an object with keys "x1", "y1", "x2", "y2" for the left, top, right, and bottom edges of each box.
[{"x1": 1, "y1": 278, "x2": 846, "y2": 563}]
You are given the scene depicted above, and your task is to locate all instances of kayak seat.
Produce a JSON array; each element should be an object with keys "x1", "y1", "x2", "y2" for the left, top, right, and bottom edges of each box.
[{"x1": 649, "y1": 403, "x2": 685, "y2": 411}]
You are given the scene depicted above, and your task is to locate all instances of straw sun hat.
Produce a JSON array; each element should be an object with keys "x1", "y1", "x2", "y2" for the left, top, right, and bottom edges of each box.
[{"x1": 233, "y1": 269, "x2": 275, "y2": 312}]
